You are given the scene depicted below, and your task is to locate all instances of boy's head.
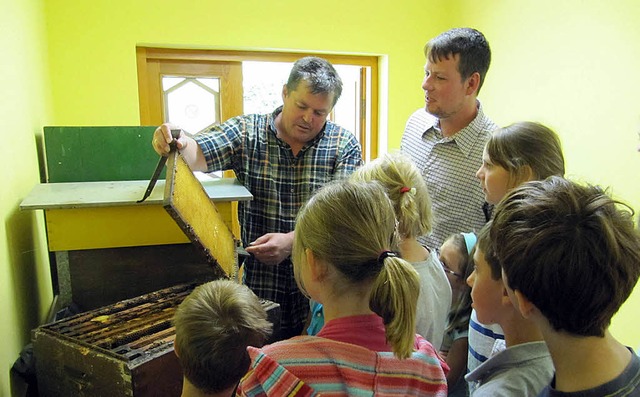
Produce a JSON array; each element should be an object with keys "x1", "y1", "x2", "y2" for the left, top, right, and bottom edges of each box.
[
  {"x1": 491, "y1": 176, "x2": 640, "y2": 337},
  {"x1": 173, "y1": 279, "x2": 272, "y2": 395},
  {"x1": 467, "y1": 222, "x2": 507, "y2": 325}
]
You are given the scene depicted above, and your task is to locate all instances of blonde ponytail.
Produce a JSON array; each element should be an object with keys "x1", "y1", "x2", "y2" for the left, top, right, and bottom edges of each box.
[
  {"x1": 351, "y1": 152, "x2": 432, "y2": 239},
  {"x1": 293, "y1": 180, "x2": 421, "y2": 359},
  {"x1": 370, "y1": 255, "x2": 420, "y2": 359}
]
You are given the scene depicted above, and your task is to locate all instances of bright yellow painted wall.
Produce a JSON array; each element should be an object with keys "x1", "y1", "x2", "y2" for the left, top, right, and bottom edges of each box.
[
  {"x1": 4, "y1": 2, "x2": 639, "y2": 394},
  {"x1": 446, "y1": 0, "x2": 640, "y2": 349},
  {"x1": 43, "y1": 0, "x2": 640, "y2": 349},
  {"x1": 43, "y1": 0, "x2": 450, "y2": 139},
  {"x1": 1, "y1": 0, "x2": 53, "y2": 395}
]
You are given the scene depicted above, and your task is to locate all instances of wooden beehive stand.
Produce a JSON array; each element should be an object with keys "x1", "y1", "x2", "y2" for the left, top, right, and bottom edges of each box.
[{"x1": 29, "y1": 140, "x2": 252, "y2": 396}]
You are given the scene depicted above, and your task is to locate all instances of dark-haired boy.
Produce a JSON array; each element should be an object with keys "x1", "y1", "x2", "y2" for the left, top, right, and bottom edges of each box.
[
  {"x1": 491, "y1": 176, "x2": 640, "y2": 396},
  {"x1": 464, "y1": 223, "x2": 553, "y2": 396}
]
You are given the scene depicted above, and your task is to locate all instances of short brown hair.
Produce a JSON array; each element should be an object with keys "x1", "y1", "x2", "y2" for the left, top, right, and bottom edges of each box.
[
  {"x1": 490, "y1": 176, "x2": 640, "y2": 337},
  {"x1": 485, "y1": 121, "x2": 565, "y2": 187},
  {"x1": 173, "y1": 280, "x2": 272, "y2": 393},
  {"x1": 475, "y1": 221, "x2": 501, "y2": 280},
  {"x1": 286, "y1": 56, "x2": 342, "y2": 106},
  {"x1": 425, "y1": 27, "x2": 491, "y2": 94}
]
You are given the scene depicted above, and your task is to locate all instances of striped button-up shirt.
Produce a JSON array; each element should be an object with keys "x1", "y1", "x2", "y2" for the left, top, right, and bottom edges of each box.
[
  {"x1": 195, "y1": 106, "x2": 363, "y2": 334},
  {"x1": 401, "y1": 102, "x2": 497, "y2": 248}
]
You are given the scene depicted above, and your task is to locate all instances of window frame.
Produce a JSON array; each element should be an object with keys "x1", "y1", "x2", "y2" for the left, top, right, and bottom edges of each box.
[{"x1": 136, "y1": 46, "x2": 380, "y2": 160}]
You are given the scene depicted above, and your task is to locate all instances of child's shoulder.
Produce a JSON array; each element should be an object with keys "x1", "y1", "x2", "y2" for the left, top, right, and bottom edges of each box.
[{"x1": 466, "y1": 341, "x2": 553, "y2": 396}]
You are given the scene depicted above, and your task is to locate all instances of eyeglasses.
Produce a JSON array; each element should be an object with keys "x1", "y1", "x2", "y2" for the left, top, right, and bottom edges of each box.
[
  {"x1": 435, "y1": 248, "x2": 465, "y2": 279},
  {"x1": 441, "y1": 264, "x2": 464, "y2": 279}
]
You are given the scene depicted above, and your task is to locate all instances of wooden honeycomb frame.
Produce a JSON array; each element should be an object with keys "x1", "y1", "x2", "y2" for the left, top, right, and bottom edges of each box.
[{"x1": 163, "y1": 151, "x2": 237, "y2": 278}]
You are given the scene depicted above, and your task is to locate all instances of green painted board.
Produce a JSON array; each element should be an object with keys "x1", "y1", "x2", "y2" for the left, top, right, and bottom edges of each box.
[{"x1": 44, "y1": 126, "x2": 164, "y2": 183}]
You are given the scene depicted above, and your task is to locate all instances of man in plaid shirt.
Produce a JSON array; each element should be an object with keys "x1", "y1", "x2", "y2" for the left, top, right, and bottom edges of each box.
[{"x1": 153, "y1": 57, "x2": 363, "y2": 339}]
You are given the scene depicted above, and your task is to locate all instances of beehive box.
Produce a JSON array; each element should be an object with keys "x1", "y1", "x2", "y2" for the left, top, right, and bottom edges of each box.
[
  {"x1": 33, "y1": 283, "x2": 193, "y2": 397},
  {"x1": 32, "y1": 152, "x2": 279, "y2": 396}
]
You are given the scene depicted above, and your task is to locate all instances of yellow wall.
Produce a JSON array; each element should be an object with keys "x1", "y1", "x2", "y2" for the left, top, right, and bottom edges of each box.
[
  {"x1": 48, "y1": 0, "x2": 640, "y2": 345},
  {"x1": 1, "y1": 0, "x2": 53, "y2": 395},
  {"x1": 43, "y1": 0, "x2": 450, "y2": 138},
  {"x1": 447, "y1": 0, "x2": 640, "y2": 348},
  {"x1": 3, "y1": 0, "x2": 640, "y2": 394}
]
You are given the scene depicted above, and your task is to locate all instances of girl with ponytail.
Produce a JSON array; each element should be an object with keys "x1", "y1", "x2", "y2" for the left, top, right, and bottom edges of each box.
[{"x1": 238, "y1": 180, "x2": 448, "y2": 396}]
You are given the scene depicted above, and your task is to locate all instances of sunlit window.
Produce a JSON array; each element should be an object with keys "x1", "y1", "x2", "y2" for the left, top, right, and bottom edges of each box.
[
  {"x1": 242, "y1": 62, "x2": 364, "y2": 143},
  {"x1": 139, "y1": 47, "x2": 378, "y2": 162},
  {"x1": 163, "y1": 77, "x2": 221, "y2": 135}
]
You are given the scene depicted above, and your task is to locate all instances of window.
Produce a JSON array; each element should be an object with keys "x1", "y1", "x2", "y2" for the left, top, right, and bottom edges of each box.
[
  {"x1": 163, "y1": 76, "x2": 222, "y2": 134},
  {"x1": 136, "y1": 47, "x2": 380, "y2": 161}
]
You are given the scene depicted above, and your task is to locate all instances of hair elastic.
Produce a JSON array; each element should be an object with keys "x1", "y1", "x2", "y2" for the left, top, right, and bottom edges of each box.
[
  {"x1": 399, "y1": 186, "x2": 416, "y2": 195},
  {"x1": 378, "y1": 250, "x2": 397, "y2": 264},
  {"x1": 461, "y1": 232, "x2": 477, "y2": 255}
]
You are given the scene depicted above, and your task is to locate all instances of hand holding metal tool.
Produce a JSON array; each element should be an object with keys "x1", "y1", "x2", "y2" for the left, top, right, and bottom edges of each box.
[{"x1": 137, "y1": 129, "x2": 182, "y2": 203}]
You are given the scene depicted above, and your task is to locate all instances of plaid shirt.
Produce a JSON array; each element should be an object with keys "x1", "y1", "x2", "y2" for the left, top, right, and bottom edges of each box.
[
  {"x1": 195, "y1": 107, "x2": 363, "y2": 334},
  {"x1": 400, "y1": 102, "x2": 497, "y2": 248}
]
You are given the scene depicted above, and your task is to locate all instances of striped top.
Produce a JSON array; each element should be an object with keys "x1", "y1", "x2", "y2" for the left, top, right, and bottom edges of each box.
[
  {"x1": 467, "y1": 309, "x2": 505, "y2": 373},
  {"x1": 195, "y1": 107, "x2": 362, "y2": 334},
  {"x1": 400, "y1": 103, "x2": 497, "y2": 248},
  {"x1": 238, "y1": 335, "x2": 449, "y2": 396}
]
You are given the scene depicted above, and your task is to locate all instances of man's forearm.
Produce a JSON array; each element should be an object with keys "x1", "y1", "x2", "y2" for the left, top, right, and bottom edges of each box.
[{"x1": 180, "y1": 136, "x2": 208, "y2": 172}]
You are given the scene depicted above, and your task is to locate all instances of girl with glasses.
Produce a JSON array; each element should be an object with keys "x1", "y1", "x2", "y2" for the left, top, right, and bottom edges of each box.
[{"x1": 438, "y1": 232, "x2": 476, "y2": 396}]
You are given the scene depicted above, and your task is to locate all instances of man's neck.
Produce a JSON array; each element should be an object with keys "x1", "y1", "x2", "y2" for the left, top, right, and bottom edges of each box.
[
  {"x1": 438, "y1": 99, "x2": 479, "y2": 138},
  {"x1": 274, "y1": 112, "x2": 304, "y2": 156},
  {"x1": 543, "y1": 329, "x2": 631, "y2": 392}
]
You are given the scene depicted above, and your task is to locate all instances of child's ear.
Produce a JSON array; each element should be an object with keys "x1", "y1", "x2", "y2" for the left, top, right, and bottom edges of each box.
[
  {"x1": 501, "y1": 284, "x2": 512, "y2": 306},
  {"x1": 513, "y1": 290, "x2": 536, "y2": 319},
  {"x1": 174, "y1": 343, "x2": 180, "y2": 358},
  {"x1": 306, "y1": 249, "x2": 328, "y2": 282}
]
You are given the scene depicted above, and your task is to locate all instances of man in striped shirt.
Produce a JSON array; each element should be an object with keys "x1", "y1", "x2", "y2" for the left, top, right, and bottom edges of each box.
[
  {"x1": 153, "y1": 57, "x2": 363, "y2": 340},
  {"x1": 400, "y1": 27, "x2": 497, "y2": 249}
]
